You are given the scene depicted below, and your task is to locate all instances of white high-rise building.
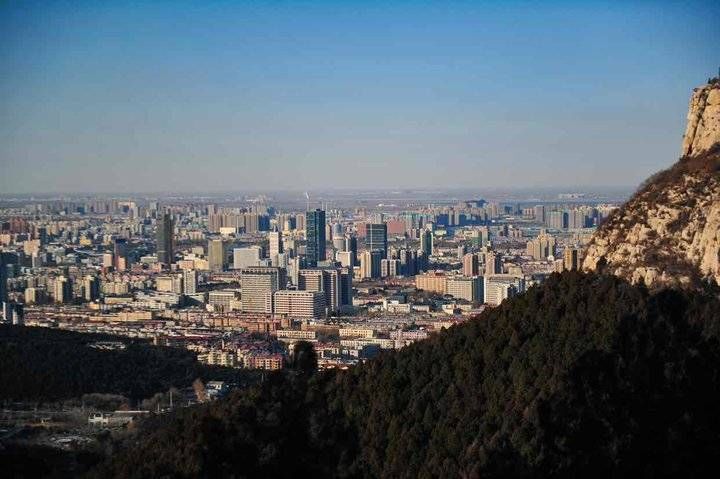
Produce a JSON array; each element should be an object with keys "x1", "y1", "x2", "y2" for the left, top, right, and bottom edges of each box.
[
  {"x1": 240, "y1": 267, "x2": 286, "y2": 314},
  {"x1": 268, "y1": 231, "x2": 283, "y2": 262},
  {"x1": 183, "y1": 269, "x2": 197, "y2": 295}
]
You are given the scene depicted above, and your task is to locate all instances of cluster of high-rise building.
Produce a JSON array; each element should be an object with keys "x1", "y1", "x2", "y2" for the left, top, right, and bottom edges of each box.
[{"x1": 0, "y1": 193, "x2": 617, "y2": 367}]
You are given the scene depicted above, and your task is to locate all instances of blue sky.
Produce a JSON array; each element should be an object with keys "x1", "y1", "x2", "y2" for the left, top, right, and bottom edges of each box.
[{"x1": 1, "y1": 0, "x2": 718, "y2": 193}]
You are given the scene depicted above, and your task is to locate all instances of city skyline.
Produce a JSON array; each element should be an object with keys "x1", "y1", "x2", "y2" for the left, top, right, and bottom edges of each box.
[
  {"x1": 1, "y1": 55, "x2": 719, "y2": 476},
  {"x1": 2, "y1": 1, "x2": 719, "y2": 193}
]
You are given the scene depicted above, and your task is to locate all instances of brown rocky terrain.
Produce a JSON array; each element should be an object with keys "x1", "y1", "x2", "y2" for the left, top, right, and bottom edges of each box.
[{"x1": 583, "y1": 80, "x2": 720, "y2": 288}]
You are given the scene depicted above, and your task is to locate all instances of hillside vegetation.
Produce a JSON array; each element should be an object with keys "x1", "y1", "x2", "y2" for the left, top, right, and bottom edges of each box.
[
  {"x1": 0, "y1": 326, "x2": 250, "y2": 403},
  {"x1": 92, "y1": 272, "x2": 720, "y2": 478}
]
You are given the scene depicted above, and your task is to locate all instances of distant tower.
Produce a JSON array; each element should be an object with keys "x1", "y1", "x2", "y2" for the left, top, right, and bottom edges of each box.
[
  {"x1": 54, "y1": 276, "x2": 72, "y2": 304},
  {"x1": 208, "y1": 238, "x2": 227, "y2": 273},
  {"x1": 305, "y1": 209, "x2": 326, "y2": 267},
  {"x1": 83, "y1": 275, "x2": 101, "y2": 302},
  {"x1": 156, "y1": 212, "x2": 174, "y2": 266},
  {"x1": 183, "y1": 269, "x2": 198, "y2": 295},
  {"x1": 563, "y1": 247, "x2": 580, "y2": 271},
  {"x1": 360, "y1": 250, "x2": 382, "y2": 279},
  {"x1": 485, "y1": 251, "x2": 502, "y2": 276},
  {"x1": 344, "y1": 235, "x2": 358, "y2": 267},
  {"x1": 113, "y1": 238, "x2": 129, "y2": 271},
  {"x1": 420, "y1": 228, "x2": 434, "y2": 257},
  {"x1": 365, "y1": 223, "x2": 388, "y2": 259},
  {"x1": 268, "y1": 231, "x2": 283, "y2": 263}
]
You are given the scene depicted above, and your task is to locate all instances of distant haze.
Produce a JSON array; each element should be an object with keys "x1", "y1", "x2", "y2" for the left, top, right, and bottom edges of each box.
[{"x1": 1, "y1": 1, "x2": 718, "y2": 194}]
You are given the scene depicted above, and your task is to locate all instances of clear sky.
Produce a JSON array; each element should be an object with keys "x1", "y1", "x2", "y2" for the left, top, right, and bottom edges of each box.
[{"x1": 1, "y1": 1, "x2": 718, "y2": 194}]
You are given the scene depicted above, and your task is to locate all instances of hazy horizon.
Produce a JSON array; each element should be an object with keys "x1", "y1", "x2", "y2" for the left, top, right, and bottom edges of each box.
[
  {"x1": 2, "y1": 1, "x2": 719, "y2": 194},
  {"x1": 0, "y1": 184, "x2": 634, "y2": 198}
]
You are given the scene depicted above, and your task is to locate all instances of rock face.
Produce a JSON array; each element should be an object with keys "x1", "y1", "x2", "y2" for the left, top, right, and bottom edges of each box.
[
  {"x1": 583, "y1": 80, "x2": 720, "y2": 289},
  {"x1": 682, "y1": 82, "x2": 720, "y2": 158}
]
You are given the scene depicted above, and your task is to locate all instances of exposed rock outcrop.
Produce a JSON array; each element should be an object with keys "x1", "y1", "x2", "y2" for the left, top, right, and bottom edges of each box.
[
  {"x1": 682, "y1": 82, "x2": 720, "y2": 158},
  {"x1": 583, "y1": 79, "x2": 720, "y2": 289}
]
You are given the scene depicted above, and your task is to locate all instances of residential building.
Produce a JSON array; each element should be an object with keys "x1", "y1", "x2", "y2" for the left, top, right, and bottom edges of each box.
[{"x1": 241, "y1": 267, "x2": 286, "y2": 314}]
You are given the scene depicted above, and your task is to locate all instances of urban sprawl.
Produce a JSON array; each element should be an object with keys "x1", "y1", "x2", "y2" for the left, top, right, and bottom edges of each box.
[{"x1": 0, "y1": 193, "x2": 620, "y2": 372}]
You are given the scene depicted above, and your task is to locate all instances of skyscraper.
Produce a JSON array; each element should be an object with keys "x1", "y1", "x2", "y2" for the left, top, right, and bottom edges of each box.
[
  {"x1": 36, "y1": 226, "x2": 47, "y2": 245},
  {"x1": 485, "y1": 251, "x2": 502, "y2": 276},
  {"x1": 420, "y1": 228, "x2": 434, "y2": 257},
  {"x1": 360, "y1": 250, "x2": 382, "y2": 279},
  {"x1": 344, "y1": 235, "x2": 358, "y2": 267},
  {"x1": 268, "y1": 231, "x2": 283, "y2": 262},
  {"x1": 208, "y1": 238, "x2": 227, "y2": 272},
  {"x1": 83, "y1": 275, "x2": 100, "y2": 302},
  {"x1": 113, "y1": 238, "x2": 129, "y2": 271},
  {"x1": 339, "y1": 268, "x2": 353, "y2": 307},
  {"x1": 156, "y1": 213, "x2": 174, "y2": 266},
  {"x1": 305, "y1": 209, "x2": 326, "y2": 267},
  {"x1": 365, "y1": 223, "x2": 388, "y2": 259},
  {"x1": 183, "y1": 269, "x2": 198, "y2": 295},
  {"x1": 54, "y1": 276, "x2": 72, "y2": 304},
  {"x1": 563, "y1": 247, "x2": 580, "y2": 271},
  {"x1": 399, "y1": 248, "x2": 418, "y2": 276},
  {"x1": 478, "y1": 226, "x2": 489, "y2": 247},
  {"x1": 462, "y1": 253, "x2": 479, "y2": 277}
]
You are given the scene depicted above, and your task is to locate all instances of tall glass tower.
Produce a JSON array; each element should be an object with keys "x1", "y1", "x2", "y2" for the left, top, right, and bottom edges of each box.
[
  {"x1": 365, "y1": 223, "x2": 388, "y2": 259},
  {"x1": 305, "y1": 209, "x2": 326, "y2": 267},
  {"x1": 156, "y1": 212, "x2": 174, "y2": 266},
  {"x1": 420, "y1": 228, "x2": 433, "y2": 257}
]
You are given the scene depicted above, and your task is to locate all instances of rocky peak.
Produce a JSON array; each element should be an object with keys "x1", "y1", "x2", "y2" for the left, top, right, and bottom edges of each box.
[
  {"x1": 682, "y1": 80, "x2": 720, "y2": 158},
  {"x1": 583, "y1": 78, "x2": 720, "y2": 289}
]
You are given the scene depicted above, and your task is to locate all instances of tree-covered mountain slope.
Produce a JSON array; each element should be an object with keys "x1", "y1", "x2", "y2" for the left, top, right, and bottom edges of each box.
[{"x1": 91, "y1": 272, "x2": 720, "y2": 478}]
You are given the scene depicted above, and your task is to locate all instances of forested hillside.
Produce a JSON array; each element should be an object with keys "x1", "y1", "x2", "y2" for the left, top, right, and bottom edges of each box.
[
  {"x1": 0, "y1": 326, "x2": 247, "y2": 402},
  {"x1": 92, "y1": 272, "x2": 720, "y2": 478}
]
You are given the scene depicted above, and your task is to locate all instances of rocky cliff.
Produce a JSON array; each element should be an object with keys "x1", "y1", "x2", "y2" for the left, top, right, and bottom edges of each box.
[
  {"x1": 682, "y1": 81, "x2": 720, "y2": 157},
  {"x1": 583, "y1": 80, "x2": 720, "y2": 288}
]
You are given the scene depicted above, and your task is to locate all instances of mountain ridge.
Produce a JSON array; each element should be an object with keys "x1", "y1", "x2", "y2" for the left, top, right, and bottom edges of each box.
[
  {"x1": 583, "y1": 79, "x2": 720, "y2": 288},
  {"x1": 88, "y1": 272, "x2": 720, "y2": 478}
]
